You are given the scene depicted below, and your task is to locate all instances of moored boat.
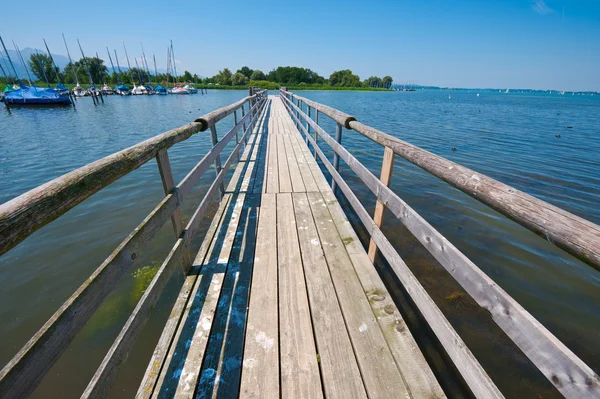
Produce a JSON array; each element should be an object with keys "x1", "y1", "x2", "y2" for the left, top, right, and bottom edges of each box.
[
  {"x1": 170, "y1": 84, "x2": 190, "y2": 95},
  {"x1": 184, "y1": 83, "x2": 198, "y2": 94},
  {"x1": 114, "y1": 84, "x2": 131, "y2": 96},
  {"x1": 4, "y1": 84, "x2": 71, "y2": 106},
  {"x1": 155, "y1": 84, "x2": 167, "y2": 95},
  {"x1": 72, "y1": 84, "x2": 87, "y2": 97},
  {"x1": 101, "y1": 84, "x2": 114, "y2": 95}
]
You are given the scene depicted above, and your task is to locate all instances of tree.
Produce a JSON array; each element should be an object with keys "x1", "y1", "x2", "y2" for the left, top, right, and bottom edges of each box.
[
  {"x1": 382, "y1": 76, "x2": 393, "y2": 89},
  {"x1": 250, "y1": 70, "x2": 266, "y2": 80},
  {"x1": 330, "y1": 69, "x2": 361, "y2": 87},
  {"x1": 215, "y1": 68, "x2": 232, "y2": 85},
  {"x1": 366, "y1": 76, "x2": 383, "y2": 88},
  {"x1": 183, "y1": 70, "x2": 193, "y2": 81},
  {"x1": 232, "y1": 72, "x2": 249, "y2": 86},
  {"x1": 237, "y1": 66, "x2": 253, "y2": 79},
  {"x1": 63, "y1": 57, "x2": 108, "y2": 84},
  {"x1": 29, "y1": 54, "x2": 59, "y2": 83},
  {"x1": 265, "y1": 66, "x2": 324, "y2": 84}
]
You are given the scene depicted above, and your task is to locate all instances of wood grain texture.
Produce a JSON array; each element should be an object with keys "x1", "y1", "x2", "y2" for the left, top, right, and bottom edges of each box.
[
  {"x1": 306, "y1": 191, "x2": 410, "y2": 399},
  {"x1": 293, "y1": 193, "x2": 366, "y2": 399},
  {"x1": 277, "y1": 193, "x2": 323, "y2": 399},
  {"x1": 283, "y1": 97, "x2": 502, "y2": 398},
  {"x1": 368, "y1": 146, "x2": 395, "y2": 261},
  {"x1": 239, "y1": 194, "x2": 279, "y2": 399},
  {"x1": 136, "y1": 196, "x2": 232, "y2": 398},
  {"x1": 320, "y1": 190, "x2": 446, "y2": 398}
]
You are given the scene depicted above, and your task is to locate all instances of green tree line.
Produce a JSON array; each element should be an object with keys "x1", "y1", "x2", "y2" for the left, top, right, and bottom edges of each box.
[
  {"x1": 204, "y1": 66, "x2": 393, "y2": 89},
  {"x1": 2, "y1": 57, "x2": 393, "y2": 90}
]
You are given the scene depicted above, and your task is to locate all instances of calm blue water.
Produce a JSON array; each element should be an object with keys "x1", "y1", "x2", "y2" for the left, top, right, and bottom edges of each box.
[{"x1": 0, "y1": 89, "x2": 598, "y2": 397}]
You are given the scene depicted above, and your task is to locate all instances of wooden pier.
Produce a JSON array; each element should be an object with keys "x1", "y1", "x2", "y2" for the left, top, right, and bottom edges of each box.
[{"x1": 0, "y1": 89, "x2": 598, "y2": 398}]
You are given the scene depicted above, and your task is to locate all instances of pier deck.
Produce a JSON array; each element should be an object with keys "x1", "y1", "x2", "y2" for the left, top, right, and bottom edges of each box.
[{"x1": 137, "y1": 97, "x2": 443, "y2": 398}]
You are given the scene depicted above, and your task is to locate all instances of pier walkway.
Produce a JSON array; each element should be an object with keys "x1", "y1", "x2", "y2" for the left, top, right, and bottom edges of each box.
[
  {"x1": 137, "y1": 97, "x2": 443, "y2": 398},
  {"x1": 1, "y1": 89, "x2": 598, "y2": 399}
]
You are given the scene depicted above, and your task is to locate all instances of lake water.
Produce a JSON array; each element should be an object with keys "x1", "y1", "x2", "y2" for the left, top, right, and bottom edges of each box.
[{"x1": 0, "y1": 89, "x2": 598, "y2": 398}]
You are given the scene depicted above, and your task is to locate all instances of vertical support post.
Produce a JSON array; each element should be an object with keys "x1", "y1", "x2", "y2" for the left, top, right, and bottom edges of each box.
[
  {"x1": 331, "y1": 123, "x2": 343, "y2": 192},
  {"x1": 313, "y1": 110, "x2": 319, "y2": 158},
  {"x1": 234, "y1": 109, "x2": 240, "y2": 162},
  {"x1": 306, "y1": 106, "x2": 311, "y2": 144},
  {"x1": 209, "y1": 125, "x2": 225, "y2": 196},
  {"x1": 241, "y1": 104, "x2": 248, "y2": 144},
  {"x1": 156, "y1": 148, "x2": 190, "y2": 263},
  {"x1": 368, "y1": 146, "x2": 395, "y2": 262}
]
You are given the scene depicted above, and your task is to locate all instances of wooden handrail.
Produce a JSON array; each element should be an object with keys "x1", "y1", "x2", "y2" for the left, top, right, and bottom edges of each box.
[
  {"x1": 281, "y1": 92, "x2": 600, "y2": 399},
  {"x1": 0, "y1": 92, "x2": 268, "y2": 399},
  {"x1": 0, "y1": 92, "x2": 264, "y2": 258},
  {"x1": 282, "y1": 90, "x2": 600, "y2": 270}
]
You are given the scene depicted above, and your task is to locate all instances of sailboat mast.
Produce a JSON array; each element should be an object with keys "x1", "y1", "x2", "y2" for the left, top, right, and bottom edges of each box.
[
  {"x1": 141, "y1": 44, "x2": 152, "y2": 84},
  {"x1": 170, "y1": 40, "x2": 179, "y2": 84},
  {"x1": 62, "y1": 34, "x2": 79, "y2": 86},
  {"x1": 114, "y1": 49, "x2": 124, "y2": 84},
  {"x1": 153, "y1": 54, "x2": 159, "y2": 83},
  {"x1": 43, "y1": 39, "x2": 64, "y2": 85},
  {"x1": 77, "y1": 39, "x2": 95, "y2": 87},
  {"x1": 0, "y1": 35, "x2": 20, "y2": 84},
  {"x1": 166, "y1": 47, "x2": 170, "y2": 89},
  {"x1": 35, "y1": 50, "x2": 51, "y2": 87},
  {"x1": 122, "y1": 43, "x2": 136, "y2": 87},
  {"x1": 134, "y1": 58, "x2": 144, "y2": 85},
  {"x1": 106, "y1": 47, "x2": 117, "y2": 82},
  {"x1": 13, "y1": 42, "x2": 33, "y2": 86},
  {"x1": 96, "y1": 52, "x2": 106, "y2": 85}
]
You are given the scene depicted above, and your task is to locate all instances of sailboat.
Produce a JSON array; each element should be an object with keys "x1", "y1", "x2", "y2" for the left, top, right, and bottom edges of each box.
[
  {"x1": 169, "y1": 41, "x2": 189, "y2": 94},
  {"x1": 123, "y1": 43, "x2": 146, "y2": 95},
  {"x1": 112, "y1": 49, "x2": 130, "y2": 96},
  {"x1": 505, "y1": 88, "x2": 510, "y2": 94},
  {"x1": 141, "y1": 45, "x2": 155, "y2": 94},
  {"x1": 153, "y1": 54, "x2": 167, "y2": 95},
  {"x1": 1, "y1": 36, "x2": 71, "y2": 106}
]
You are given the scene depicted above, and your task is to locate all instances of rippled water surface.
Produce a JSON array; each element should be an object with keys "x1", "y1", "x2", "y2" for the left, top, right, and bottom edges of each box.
[{"x1": 0, "y1": 89, "x2": 598, "y2": 397}]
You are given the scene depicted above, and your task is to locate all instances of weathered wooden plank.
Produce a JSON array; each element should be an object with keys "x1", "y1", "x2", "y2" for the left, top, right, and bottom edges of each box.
[
  {"x1": 276, "y1": 116, "x2": 293, "y2": 193},
  {"x1": 282, "y1": 116, "x2": 319, "y2": 192},
  {"x1": 265, "y1": 105, "x2": 279, "y2": 194},
  {"x1": 282, "y1": 131, "x2": 306, "y2": 193},
  {"x1": 292, "y1": 193, "x2": 366, "y2": 398},
  {"x1": 368, "y1": 146, "x2": 395, "y2": 261},
  {"x1": 296, "y1": 117, "x2": 502, "y2": 398},
  {"x1": 300, "y1": 100, "x2": 599, "y2": 398},
  {"x1": 153, "y1": 194, "x2": 245, "y2": 398},
  {"x1": 306, "y1": 191, "x2": 411, "y2": 398},
  {"x1": 196, "y1": 194, "x2": 260, "y2": 398},
  {"x1": 0, "y1": 192, "x2": 181, "y2": 399},
  {"x1": 136, "y1": 196, "x2": 232, "y2": 398},
  {"x1": 277, "y1": 193, "x2": 323, "y2": 399},
  {"x1": 239, "y1": 194, "x2": 278, "y2": 399},
  {"x1": 320, "y1": 190, "x2": 446, "y2": 398}
]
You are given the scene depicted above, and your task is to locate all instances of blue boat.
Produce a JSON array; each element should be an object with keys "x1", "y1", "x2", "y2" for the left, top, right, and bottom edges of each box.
[
  {"x1": 4, "y1": 84, "x2": 71, "y2": 106},
  {"x1": 155, "y1": 84, "x2": 167, "y2": 95},
  {"x1": 114, "y1": 84, "x2": 131, "y2": 96}
]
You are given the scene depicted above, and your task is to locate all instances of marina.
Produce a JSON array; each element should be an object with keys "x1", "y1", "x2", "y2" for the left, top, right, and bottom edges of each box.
[{"x1": 0, "y1": 88, "x2": 598, "y2": 398}]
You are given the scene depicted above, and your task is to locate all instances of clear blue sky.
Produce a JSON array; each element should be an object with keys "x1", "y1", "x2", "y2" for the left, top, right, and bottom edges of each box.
[{"x1": 2, "y1": 0, "x2": 599, "y2": 91}]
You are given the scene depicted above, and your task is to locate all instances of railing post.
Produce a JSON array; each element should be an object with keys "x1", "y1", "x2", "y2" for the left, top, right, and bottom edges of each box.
[
  {"x1": 368, "y1": 146, "x2": 395, "y2": 262},
  {"x1": 234, "y1": 109, "x2": 240, "y2": 162},
  {"x1": 209, "y1": 125, "x2": 225, "y2": 197},
  {"x1": 306, "y1": 106, "x2": 311, "y2": 144},
  {"x1": 331, "y1": 123, "x2": 343, "y2": 192},
  {"x1": 313, "y1": 110, "x2": 319, "y2": 158},
  {"x1": 155, "y1": 148, "x2": 190, "y2": 263},
  {"x1": 241, "y1": 104, "x2": 248, "y2": 144}
]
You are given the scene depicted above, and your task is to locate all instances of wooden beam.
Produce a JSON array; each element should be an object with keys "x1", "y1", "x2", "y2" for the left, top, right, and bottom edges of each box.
[{"x1": 368, "y1": 146, "x2": 395, "y2": 262}]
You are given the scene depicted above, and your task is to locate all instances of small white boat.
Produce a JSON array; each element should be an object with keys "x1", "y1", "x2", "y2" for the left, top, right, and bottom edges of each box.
[
  {"x1": 184, "y1": 83, "x2": 198, "y2": 94},
  {"x1": 132, "y1": 85, "x2": 147, "y2": 95},
  {"x1": 170, "y1": 85, "x2": 190, "y2": 95},
  {"x1": 101, "y1": 84, "x2": 114, "y2": 95},
  {"x1": 72, "y1": 84, "x2": 87, "y2": 97}
]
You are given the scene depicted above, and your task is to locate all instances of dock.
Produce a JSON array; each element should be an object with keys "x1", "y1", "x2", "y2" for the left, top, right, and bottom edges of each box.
[{"x1": 0, "y1": 89, "x2": 599, "y2": 398}]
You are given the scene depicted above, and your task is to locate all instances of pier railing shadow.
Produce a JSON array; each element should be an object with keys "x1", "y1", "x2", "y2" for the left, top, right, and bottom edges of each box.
[{"x1": 279, "y1": 88, "x2": 600, "y2": 399}]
